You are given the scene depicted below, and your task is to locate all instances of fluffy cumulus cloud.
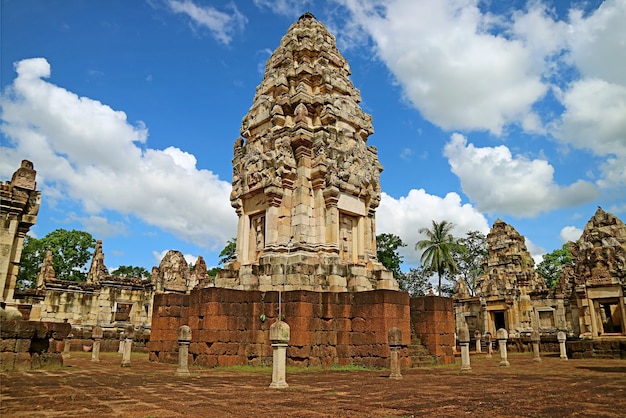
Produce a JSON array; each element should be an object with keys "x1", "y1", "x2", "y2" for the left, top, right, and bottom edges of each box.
[
  {"x1": 339, "y1": 0, "x2": 547, "y2": 135},
  {"x1": 1, "y1": 58, "x2": 236, "y2": 249},
  {"x1": 444, "y1": 133, "x2": 599, "y2": 217},
  {"x1": 557, "y1": 0, "x2": 626, "y2": 188},
  {"x1": 336, "y1": 0, "x2": 626, "y2": 208},
  {"x1": 167, "y1": 0, "x2": 247, "y2": 44},
  {"x1": 377, "y1": 189, "x2": 490, "y2": 264},
  {"x1": 560, "y1": 225, "x2": 583, "y2": 243}
]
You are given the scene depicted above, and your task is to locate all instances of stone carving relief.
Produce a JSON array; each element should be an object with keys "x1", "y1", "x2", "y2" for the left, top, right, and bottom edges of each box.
[{"x1": 152, "y1": 250, "x2": 190, "y2": 293}]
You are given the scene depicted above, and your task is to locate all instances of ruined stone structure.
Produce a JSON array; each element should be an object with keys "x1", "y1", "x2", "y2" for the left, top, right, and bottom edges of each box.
[
  {"x1": 0, "y1": 160, "x2": 40, "y2": 313},
  {"x1": 147, "y1": 288, "x2": 458, "y2": 368},
  {"x1": 455, "y1": 219, "x2": 571, "y2": 338},
  {"x1": 563, "y1": 208, "x2": 626, "y2": 338},
  {"x1": 455, "y1": 209, "x2": 626, "y2": 357},
  {"x1": 217, "y1": 12, "x2": 397, "y2": 292},
  {"x1": 0, "y1": 161, "x2": 73, "y2": 370},
  {"x1": 16, "y1": 245, "x2": 207, "y2": 332},
  {"x1": 149, "y1": 14, "x2": 455, "y2": 368}
]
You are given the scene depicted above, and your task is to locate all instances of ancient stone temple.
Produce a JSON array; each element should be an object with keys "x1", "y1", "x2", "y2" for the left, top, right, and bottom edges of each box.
[
  {"x1": 217, "y1": 12, "x2": 397, "y2": 292},
  {"x1": 455, "y1": 219, "x2": 557, "y2": 337},
  {"x1": 0, "y1": 160, "x2": 40, "y2": 313},
  {"x1": 563, "y1": 207, "x2": 626, "y2": 338}
]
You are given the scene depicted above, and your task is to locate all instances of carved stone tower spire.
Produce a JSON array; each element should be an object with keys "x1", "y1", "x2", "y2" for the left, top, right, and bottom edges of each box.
[{"x1": 219, "y1": 13, "x2": 397, "y2": 292}]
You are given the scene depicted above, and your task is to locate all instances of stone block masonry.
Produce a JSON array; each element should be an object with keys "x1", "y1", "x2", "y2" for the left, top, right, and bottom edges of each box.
[
  {"x1": 148, "y1": 287, "x2": 414, "y2": 368},
  {"x1": 410, "y1": 296, "x2": 455, "y2": 364},
  {"x1": 0, "y1": 319, "x2": 70, "y2": 371}
]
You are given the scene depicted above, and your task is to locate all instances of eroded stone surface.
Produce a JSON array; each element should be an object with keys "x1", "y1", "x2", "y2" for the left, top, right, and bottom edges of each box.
[
  {"x1": 220, "y1": 13, "x2": 396, "y2": 292},
  {"x1": 477, "y1": 219, "x2": 544, "y2": 297},
  {"x1": 0, "y1": 160, "x2": 40, "y2": 305}
]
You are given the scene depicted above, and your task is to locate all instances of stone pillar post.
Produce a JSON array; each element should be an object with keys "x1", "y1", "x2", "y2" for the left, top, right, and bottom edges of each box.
[
  {"x1": 121, "y1": 325, "x2": 134, "y2": 368},
  {"x1": 269, "y1": 320, "x2": 290, "y2": 389},
  {"x1": 497, "y1": 328, "x2": 510, "y2": 367},
  {"x1": 91, "y1": 326, "x2": 103, "y2": 363},
  {"x1": 485, "y1": 332, "x2": 493, "y2": 358},
  {"x1": 474, "y1": 330, "x2": 482, "y2": 353},
  {"x1": 557, "y1": 331, "x2": 568, "y2": 360},
  {"x1": 388, "y1": 327, "x2": 403, "y2": 379},
  {"x1": 63, "y1": 333, "x2": 72, "y2": 359},
  {"x1": 458, "y1": 327, "x2": 471, "y2": 372},
  {"x1": 176, "y1": 325, "x2": 192, "y2": 377},
  {"x1": 118, "y1": 331, "x2": 124, "y2": 354},
  {"x1": 531, "y1": 329, "x2": 541, "y2": 362}
]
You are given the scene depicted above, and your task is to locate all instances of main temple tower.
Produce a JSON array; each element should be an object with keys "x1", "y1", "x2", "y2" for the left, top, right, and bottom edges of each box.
[{"x1": 217, "y1": 13, "x2": 397, "y2": 292}]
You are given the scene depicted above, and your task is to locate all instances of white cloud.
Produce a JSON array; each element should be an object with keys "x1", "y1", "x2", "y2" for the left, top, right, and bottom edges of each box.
[
  {"x1": 555, "y1": 78, "x2": 626, "y2": 188},
  {"x1": 552, "y1": 0, "x2": 626, "y2": 188},
  {"x1": 167, "y1": 0, "x2": 246, "y2": 44},
  {"x1": 567, "y1": 0, "x2": 626, "y2": 86},
  {"x1": 253, "y1": 0, "x2": 311, "y2": 18},
  {"x1": 377, "y1": 189, "x2": 490, "y2": 265},
  {"x1": 524, "y1": 238, "x2": 545, "y2": 266},
  {"x1": 444, "y1": 133, "x2": 599, "y2": 217},
  {"x1": 560, "y1": 225, "x2": 583, "y2": 243},
  {"x1": 68, "y1": 214, "x2": 129, "y2": 238},
  {"x1": 1, "y1": 58, "x2": 237, "y2": 249},
  {"x1": 339, "y1": 0, "x2": 547, "y2": 135}
]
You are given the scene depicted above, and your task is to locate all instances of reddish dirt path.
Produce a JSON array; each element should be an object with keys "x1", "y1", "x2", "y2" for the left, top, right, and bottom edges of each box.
[{"x1": 1, "y1": 351, "x2": 625, "y2": 417}]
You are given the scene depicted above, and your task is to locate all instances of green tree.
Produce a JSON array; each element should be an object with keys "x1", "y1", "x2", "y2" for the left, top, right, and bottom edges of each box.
[
  {"x1": 111, "y1": 265, "x2": 151, "y2": 280},
  {"x1": 218, "y1": 238, "x2": 237, "y2": 265},
  {"x1": 16, "y1": 235, "x2": 44, "y2": 289},
  {"x1": 415, "y1": 220, "x2": 463, "y2": 296},
  {"x1": 448, "y1": 230, "x2": 487, "y2": 296},
  {"x1": 17, "y1": 229, "x2": 96, "y2": 286},
  {"x1": 398, "y1": 266, "x2": 432, "y2": 296},
  {"x1": 536, "y1": 243, "x2": 572, "y2": 289},
  {"x1": 376, "y1": 233, "x2": 406, "y2": 279}
]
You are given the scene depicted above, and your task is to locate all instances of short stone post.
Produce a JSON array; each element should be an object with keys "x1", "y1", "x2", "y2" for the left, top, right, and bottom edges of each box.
[
  {"x1": 497, "y1": 328, "x2": 510, "y2": 367},
  {"x1": 269, "y1": 320, "x2": 290, "y2": 389},
  {"x1": 458, "y1": 327, "x2": 471, "y2": 372},
  {"x1": 91, "y1": 326, "x2": 103, "y2": 363},
  {"x1": 176, "y1": 325, "x2": 192, "y2": 377},
  {"x1": 531, "y1": 329, "x2": 541, "y2": 362},
  {"x1": 118, "y1": 331, "x2": 124, "y2": 354},
  {"x1": 63, "y1": 333, "x2": 72, "y2": 359},
  {"x1": 485, "y1": 332, "x2": 493, "y2": 358},
  {"x1": 557, "y1": 331, "x2": 568, "y2": 360},
  {"x1": 388, "y1": 327, "x2": 403, "y2": 379},
  {"x1": 121, "y1": 325, "x2": 134, "y2": 368},
  {"x1": 474, "y1": 330, "x2": 482, "y2": 353}
]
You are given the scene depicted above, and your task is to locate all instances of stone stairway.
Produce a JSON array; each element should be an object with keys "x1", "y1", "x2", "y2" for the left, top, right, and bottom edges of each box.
[{"x1": 408, "y1": 336, "x2": 436, "y2": 367}]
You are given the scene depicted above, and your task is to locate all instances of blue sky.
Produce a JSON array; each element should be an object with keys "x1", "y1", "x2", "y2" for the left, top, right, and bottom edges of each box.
[{"x1": 1, "y1": 0, "x2": 625, "y2": 275}]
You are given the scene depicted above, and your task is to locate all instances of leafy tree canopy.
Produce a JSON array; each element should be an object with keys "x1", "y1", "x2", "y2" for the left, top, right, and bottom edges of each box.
[
  {"x1": 397, "y1": 266, "x2": 432, "y2": 296},
  {"x1": 17, "y1": 229, "x2": 96, "y2": 287},
  {"x1": 111, "y1": 265, "x2": 151, "y2": 280},
  {"x1": 536, "y1": 243, "x2": 572, "y2": 289},
  {"x1": 218, "y1": 238, "x2": 237, "y2": 265},
  {"x1": 415, "y1": 220, "x2": 464, "y2": 296},
  {"x1": 376, "y1": 233, "x2": 406, "y2": 279},
  {"x1": 447, "y1": 230, "x2": 487, "y2": 296}
]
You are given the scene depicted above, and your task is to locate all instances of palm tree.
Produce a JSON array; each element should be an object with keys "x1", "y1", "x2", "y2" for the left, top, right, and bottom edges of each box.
[{"x1": 415, "y1": 220, "x2": 463, "y2": 296}]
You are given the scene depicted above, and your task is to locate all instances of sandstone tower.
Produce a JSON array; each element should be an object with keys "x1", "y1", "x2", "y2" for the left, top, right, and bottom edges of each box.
[
  {"x1": 0, "y1": 160, "x2": 40, "y2": 308},
  {"x1": 217, "y1": 13, "x2": 397, "y2": 292}
]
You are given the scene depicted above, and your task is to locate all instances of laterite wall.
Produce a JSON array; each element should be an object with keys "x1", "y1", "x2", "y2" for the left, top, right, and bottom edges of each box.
[
  {"x1": 148, "y1": 288, "x2": 413, "y2": 368},
  {"x1": 410, "y1": 296, "x2": 455, "y2": 364},
  {"x1": 0, "y1": 319, "x2": 71, "y2": 371}
]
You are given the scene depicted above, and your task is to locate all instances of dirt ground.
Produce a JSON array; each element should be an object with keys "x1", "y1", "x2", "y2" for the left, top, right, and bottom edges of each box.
[{"x1": 1, "y1": 351, "x2": 625, "y2": 417}]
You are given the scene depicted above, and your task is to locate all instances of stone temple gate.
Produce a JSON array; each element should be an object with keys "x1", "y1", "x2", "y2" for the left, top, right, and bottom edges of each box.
[{"x1": 216, "y1": 12, "x2": 397, "y2": 293}]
